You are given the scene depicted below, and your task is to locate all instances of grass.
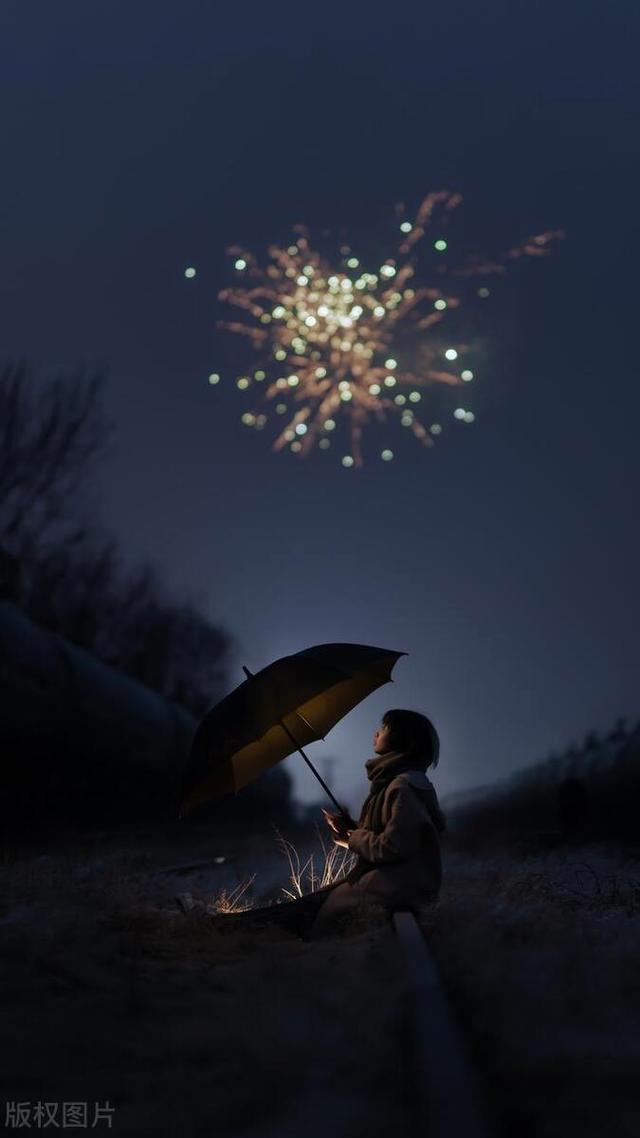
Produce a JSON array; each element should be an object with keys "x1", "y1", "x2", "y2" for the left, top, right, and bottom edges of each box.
[
  {"x1": 0, "y1": 825, "x2": 413, "y2": 1138},
  {"x1": 2, "y1": 823, "x2": 637, "y2": 1138},
  {"x1": 273, "y1": 823, "x2": 358, "y2": 900}
]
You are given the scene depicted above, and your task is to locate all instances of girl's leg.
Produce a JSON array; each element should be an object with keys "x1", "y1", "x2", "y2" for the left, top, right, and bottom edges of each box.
[{"x1": 307, "y1": 882, "x2": 389, "y2": 939}]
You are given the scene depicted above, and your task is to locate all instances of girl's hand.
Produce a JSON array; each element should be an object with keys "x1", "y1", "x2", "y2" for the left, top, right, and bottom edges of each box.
[
  {"x1": 332, "y1": 834, "x2": 350, "y2": 849},
  {"x1": 322, "y1": 808, "x2": 356, "y2": 834},
  {"x1": 322, "y1": 808, "x2": 356, "y2": 846}
]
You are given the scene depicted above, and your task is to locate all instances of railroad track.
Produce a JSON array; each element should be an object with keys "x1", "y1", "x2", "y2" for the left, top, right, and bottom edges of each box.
[
  {"x1": 392, "y1": 910, "x2": 492, "y2": 1138},
  {"x1": 190, "y1": 893, "x2": 493, "y2": 1136}
]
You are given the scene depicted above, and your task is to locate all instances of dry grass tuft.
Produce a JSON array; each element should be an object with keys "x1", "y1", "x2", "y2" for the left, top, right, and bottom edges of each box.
[{"x1": 273, "y1": 823, "x2": 358, "y2": 899}]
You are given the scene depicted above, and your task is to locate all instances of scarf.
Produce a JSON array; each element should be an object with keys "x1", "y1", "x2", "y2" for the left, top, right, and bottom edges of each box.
[{"x1": 344, "y1": 749, "x2": 429, "y2": 885}]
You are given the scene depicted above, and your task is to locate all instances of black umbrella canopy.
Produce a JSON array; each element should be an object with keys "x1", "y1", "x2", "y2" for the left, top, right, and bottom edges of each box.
[{"x1": 179, "y1": 642, "x2": 406, "y2": 817}]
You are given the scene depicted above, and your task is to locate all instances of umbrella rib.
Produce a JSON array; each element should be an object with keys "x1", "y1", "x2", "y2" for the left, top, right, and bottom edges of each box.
[
  {"x1": 278, "y1": 718, "x2": 347, "y2": 817},
  {"x1": 293, "y1": 710, "x2": 325, "y2": 740}
]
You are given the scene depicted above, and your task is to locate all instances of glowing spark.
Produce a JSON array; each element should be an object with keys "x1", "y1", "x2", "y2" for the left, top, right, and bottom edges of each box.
[
  {"x1": 184, "y1": 266, "x2": 196, "y2": 278},
  {"x1": 212, "y1": 195, "x2": 563, "y2": 466}
]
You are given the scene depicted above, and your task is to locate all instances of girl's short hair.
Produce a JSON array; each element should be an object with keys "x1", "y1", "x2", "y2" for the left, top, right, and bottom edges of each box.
[{"x1": 382, "y1": 708, "x2": 440, "y2": 769}]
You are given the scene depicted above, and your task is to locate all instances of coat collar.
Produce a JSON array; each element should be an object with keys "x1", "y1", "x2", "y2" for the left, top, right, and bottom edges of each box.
[{"x1": 364, "y1": 749, "x2": 426, "y2": 783}]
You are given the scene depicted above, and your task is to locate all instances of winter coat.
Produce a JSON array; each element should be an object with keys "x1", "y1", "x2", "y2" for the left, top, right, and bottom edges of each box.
[{"x1": 345, "y1": 769, "x2": 446, "y2": 910}]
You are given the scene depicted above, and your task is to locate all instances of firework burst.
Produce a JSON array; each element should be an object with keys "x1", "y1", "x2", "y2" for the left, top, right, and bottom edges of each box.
[{"x1": 207, "y1": 192, "x2": 562, "y2": 467}]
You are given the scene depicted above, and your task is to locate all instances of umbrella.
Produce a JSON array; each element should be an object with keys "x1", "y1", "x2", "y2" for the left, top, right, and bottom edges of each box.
[{"x1": 178, "y1": 642, "x2": 406, "y2": 819}]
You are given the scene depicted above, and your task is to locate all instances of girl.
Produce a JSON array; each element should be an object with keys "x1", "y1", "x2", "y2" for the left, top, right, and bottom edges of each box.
[{"x1": 308, "y1": 708, "x2": 446, "y2": 938}]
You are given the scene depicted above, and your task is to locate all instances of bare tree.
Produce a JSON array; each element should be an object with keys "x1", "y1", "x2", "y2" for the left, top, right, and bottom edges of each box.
[
  {"x1": 1, "y1": 360, "x2": 231, "y2": 713},
  {"x1": 108, "y1": 570, "x2": 231, "y2": 712},
  {"x1": 24, "y1": 528, "x2": 122, "y2": 653},
  {"x1": 0, "y1": 360, "x2": 113, "y2": 561}
]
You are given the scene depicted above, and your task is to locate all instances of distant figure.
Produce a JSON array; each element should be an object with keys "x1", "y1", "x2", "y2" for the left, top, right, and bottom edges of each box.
[
  {"x1": 557, "y1": 776, "x2": 589, "y2": 839},
  {"x1": 308, "y1": 708, "x2": 446, "y2": 938}
]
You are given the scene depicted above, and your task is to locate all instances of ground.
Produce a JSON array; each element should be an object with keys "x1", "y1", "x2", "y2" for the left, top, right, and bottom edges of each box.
[
  {"x1": 0, "y1": 821, "x2": 638, "y2": 1137},
  {"x1": 420, "y1": 841, "x2": 640, "y2": 1138}
]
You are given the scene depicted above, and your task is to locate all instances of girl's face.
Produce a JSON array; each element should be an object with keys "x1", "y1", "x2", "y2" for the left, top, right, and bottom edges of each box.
[{"x1": 373, "y1": 721, "x2": 393, "y2": 754}]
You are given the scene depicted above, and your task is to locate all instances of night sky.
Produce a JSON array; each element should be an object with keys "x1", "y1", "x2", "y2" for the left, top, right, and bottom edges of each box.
[{"x1": 2, "y1": 1, "x2": 639, "y2": 813}]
